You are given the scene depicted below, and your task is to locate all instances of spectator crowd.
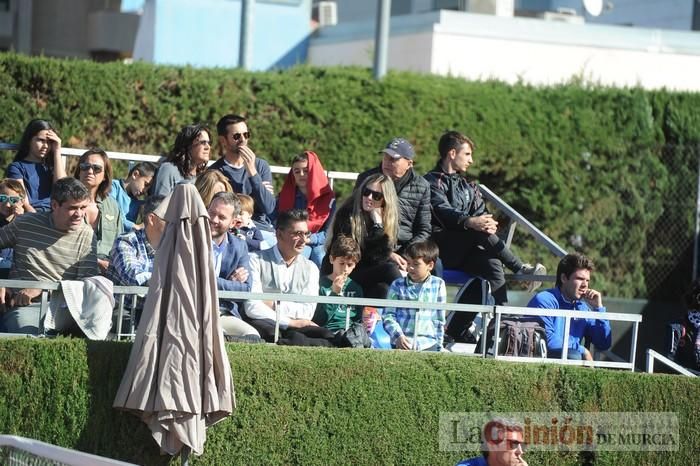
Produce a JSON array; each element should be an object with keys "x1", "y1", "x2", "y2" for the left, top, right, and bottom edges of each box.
[{"x1": 1, "y1": 116, "x2": 628, "y2": 361}]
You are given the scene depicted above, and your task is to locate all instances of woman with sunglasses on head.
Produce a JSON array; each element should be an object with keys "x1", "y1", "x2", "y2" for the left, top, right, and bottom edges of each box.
[
  {"x1": 324, "y1": 173, "x2": 402, "y2": 299},
  {"x1": 73, "y1": 149, "x2": 123, "y2": 273},
  {"x1": 276, "y1": 151, "x2": 335, "y2": 267},
  {"x1": 6, "y1": 119, "x2": 67, "y2": 212},
  {"x1": 152, "y1": 124, "x2": 212, "y2": 197}
]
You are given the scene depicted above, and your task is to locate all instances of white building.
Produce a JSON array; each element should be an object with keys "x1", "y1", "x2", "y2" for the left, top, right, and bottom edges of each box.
[{"x1": 308, "y1": 3, "x2": 700, "y2": 91}]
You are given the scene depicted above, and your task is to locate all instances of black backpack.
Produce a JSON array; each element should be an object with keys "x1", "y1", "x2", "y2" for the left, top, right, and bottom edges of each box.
[{"x1": 484, "y1": 318, "x2": 547, "y2": 358}]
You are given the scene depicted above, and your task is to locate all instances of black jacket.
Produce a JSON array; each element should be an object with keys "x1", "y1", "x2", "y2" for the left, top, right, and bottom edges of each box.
[
  {"x1": 330, "y1": 202, "x2": 393, "y2": 266},
  {"x1": 424, "y1": 164, "x2": 487, "y2": 235},
  {"x1": 355, "y1": 166, "x2": 431, "y2": 252}
]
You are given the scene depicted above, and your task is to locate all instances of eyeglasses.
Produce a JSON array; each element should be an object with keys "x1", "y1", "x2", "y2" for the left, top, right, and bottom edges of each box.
[
  {"x1": 194, "y1": 139, "x2": 212, "y2": 147},
  {"x1": 231, "y1": 131, "x2": 250, "y2": 142},
  {"x1": 362, "y1": 187, "x2": 384, "y2": 202},
  {"x1": 287, "y1": 230, "x2": 311, "y2": 239},
  {"x1": 0, "y1": 195, "x2": 23, "y2": 205},
  {"x1": 79, "y1": 162, "x2": 104, "y2": 174},
  {"x1": 506, "y1": 440, "x2": 526, "y2": 451}
]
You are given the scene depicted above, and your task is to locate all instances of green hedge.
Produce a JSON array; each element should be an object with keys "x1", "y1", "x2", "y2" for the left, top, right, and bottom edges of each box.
[
  {"x1": 0, "y1": 339, "x2": 698, "y2": 465},
  {"x1": 0, "y1": 53, "x2": 698, "y2": 299}
]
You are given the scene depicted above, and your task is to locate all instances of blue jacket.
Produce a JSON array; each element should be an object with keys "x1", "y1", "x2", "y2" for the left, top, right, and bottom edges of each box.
[
  {"x1": 216, "y1": 232, "x2": 253, "y2": 318},
  {"x1": 527, "y1": 287, "x2": 611, "y2": 357},
  {"x1": 110, "y1": 179, "x2": 143, "y2": 231}
]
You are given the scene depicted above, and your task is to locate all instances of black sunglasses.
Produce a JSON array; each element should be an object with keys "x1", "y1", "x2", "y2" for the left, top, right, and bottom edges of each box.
[
  {"x1": 79, "y1": 162, "x2": 104, "y2": 174},
  {"x1": 362, "y1": 187, "x2": 384, "y2": 202},
  {"x1": 231, "y1": 131, "x2": 250, "y2": 142},
  {"x1": 0, "y1": 194, "x2": 23, "y2": 205}
]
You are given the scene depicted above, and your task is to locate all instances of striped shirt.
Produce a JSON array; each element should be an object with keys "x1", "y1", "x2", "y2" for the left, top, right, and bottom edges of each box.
[
  {"x1": 0, "y1": 211, "x2": 98, "y2": 281},
  {"x1": 383, "y1": 275, "x2": 446, "y2": 351}
]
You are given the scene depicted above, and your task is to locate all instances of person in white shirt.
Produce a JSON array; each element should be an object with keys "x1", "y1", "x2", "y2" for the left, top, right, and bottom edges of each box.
[{"x1": 244, "y1": 209, "x2": 334, "y2": 345}]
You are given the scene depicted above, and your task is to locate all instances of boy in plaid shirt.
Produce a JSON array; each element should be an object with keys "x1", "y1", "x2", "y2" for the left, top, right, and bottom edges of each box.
[{"x1": 383, "y1": 240, "x2": 446, "y2": 351}]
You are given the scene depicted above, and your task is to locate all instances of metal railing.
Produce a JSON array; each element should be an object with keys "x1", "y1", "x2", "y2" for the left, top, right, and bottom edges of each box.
[
  {"x1": 0, "y1": 142, "x2": 567, "y2": 259},
  {"x1": 645, "y1": 348, "x2": 698, "y2": 377},
  {"x1": 0, "y1": 279, "x2": 642, "y2": 369}
]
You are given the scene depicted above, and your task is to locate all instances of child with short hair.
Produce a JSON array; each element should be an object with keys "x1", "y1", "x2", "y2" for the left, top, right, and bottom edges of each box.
[
  {"x1": 314, "y1": 235, "x2": 364, "y2": 333},
  {"x1": 234, "y1": 193, "x2": 266, "y2": 251},
  {"x1": 383, "y1": 240, "x2": 446, "y2": 351},
  {"x1": 110, "y1": 161, "x2": 157, "y2": 231}
]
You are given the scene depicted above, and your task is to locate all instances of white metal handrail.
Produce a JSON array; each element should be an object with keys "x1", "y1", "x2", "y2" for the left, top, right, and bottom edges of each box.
[
  {"x1": 0, "y1": 279, "x2": 642, "y2": 370},
  {"x1": 0, "y1": 142, "x2": 566, "y2": 256},
  {"x1": 0, "y1": 435, "x2": 136, "y2": 466},
  {"x1": 492, "y1": 305, "x2": 641, "y2": 371},
  {"x1": 646, "y1": 348, "x2": 698, "y2": 377}
]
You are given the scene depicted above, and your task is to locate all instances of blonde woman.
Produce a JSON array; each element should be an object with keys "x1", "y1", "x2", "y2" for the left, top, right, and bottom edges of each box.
[
  {"x1": 195, "y1": 169, "x2": 232, "y2": 208},
  {"x1": 324, "y1": 173, "x2": 401, "y2": 298}
]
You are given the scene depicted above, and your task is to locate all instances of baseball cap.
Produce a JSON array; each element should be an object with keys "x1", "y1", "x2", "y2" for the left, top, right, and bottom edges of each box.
[{"x1": 380, "y1": 137, "x2": 415, "y2": 160}]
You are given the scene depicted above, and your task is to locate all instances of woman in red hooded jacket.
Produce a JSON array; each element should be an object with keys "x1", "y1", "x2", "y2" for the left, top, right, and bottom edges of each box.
[{"x1": 275, "y1": 151, "x2": 335, "y2": 267}]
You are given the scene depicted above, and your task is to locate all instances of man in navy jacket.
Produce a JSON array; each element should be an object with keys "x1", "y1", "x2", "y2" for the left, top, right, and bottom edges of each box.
[{"x1": 208, "y1": 191, "x2": 260, "y2": 339}]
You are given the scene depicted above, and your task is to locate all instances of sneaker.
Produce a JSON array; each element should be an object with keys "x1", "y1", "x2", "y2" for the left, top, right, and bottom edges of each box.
[
  {"x1": 520, "y1": 263, "x2": 547, "y2": 293},
  {"x1": 224, "y1": 334, "x2": 265, "y2": 344}
]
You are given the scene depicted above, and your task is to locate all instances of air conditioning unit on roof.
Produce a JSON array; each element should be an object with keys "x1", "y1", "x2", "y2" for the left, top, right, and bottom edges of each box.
[{"x1": 313, "y1": 1, "x2": 338, "y2": 27}]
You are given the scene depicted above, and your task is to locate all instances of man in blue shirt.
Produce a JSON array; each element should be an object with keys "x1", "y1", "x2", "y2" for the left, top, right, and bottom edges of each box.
[
  {"x1": 527, "y1": 253, "x2": 611, "y2": 360},
  {"x1": 456, "y1": 418, "x2": 528, "y2": 466}
]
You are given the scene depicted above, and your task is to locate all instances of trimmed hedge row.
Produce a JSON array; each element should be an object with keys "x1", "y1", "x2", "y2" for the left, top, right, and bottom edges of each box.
[
  {"x1": 0, "y1": 339, "x2": 698, "y2": 465},
  {"x1": 0, "y1": 53, "x2": 698, "y2": 299}
]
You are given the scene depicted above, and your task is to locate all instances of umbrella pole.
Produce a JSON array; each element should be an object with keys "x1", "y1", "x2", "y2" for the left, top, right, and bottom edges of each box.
[{"x1": 181, "y1": 446, "x2": 191, "y2": 466}]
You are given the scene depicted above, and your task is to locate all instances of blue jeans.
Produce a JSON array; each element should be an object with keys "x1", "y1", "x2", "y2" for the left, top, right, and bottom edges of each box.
[{"x1": 2, "y1": 303, "x2": 44, "y2": 334}]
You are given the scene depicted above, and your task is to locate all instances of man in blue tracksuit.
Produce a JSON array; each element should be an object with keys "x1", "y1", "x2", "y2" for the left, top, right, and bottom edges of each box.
[{"x1": 527, "y1": 253, "x2": 611, "y2": 360}]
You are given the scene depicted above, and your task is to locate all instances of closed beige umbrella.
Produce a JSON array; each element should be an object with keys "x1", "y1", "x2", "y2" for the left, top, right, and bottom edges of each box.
[{"x1": 114, "y1": 183, "x2": 235, "y2": 457}]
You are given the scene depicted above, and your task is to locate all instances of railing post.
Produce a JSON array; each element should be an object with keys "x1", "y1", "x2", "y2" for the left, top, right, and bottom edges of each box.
[
  {"x1": 561, "y1": 317, "x2": 571, "y2": 360},
  {"x1": 116, "y1": 294, "x2": 125, "y2": 340},
  {"x1": 274, "y1": 300, "x2": 281, "y2": 343},
  {"x1": 39, "y1": 290, "x2": 49, "y2": 335},
  {"x1": 645, "y1": 349, "x2": 654, "y2": 373},
  {"x1": 492, "y1": 308, "x2": 502, "y2": 359},
  {"x1": 629, "y1": 322, "x2": 639, "y2": 371}
]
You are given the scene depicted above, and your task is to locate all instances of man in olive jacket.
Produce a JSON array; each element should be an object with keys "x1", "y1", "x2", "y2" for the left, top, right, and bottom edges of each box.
[{"x1": 355, "y1": 137, "x2": 433, "y2": 273}]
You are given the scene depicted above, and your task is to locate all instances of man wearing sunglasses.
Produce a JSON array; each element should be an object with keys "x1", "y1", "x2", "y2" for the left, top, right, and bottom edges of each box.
[
  {"x1": 456, "y1": 418, "x2": 528, "y2": 466},
  {"x1": 355, "y1": 137, "x2": 433, "y2": 273},
  {"x1": 210, "y1": 114, "x2": 276, "y2": 237},
  {"x1": 0, "y1": 177, "x2": 97, "y2": 334}
]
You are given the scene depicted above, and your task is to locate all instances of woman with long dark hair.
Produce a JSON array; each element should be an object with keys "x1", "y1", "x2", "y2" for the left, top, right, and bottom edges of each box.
[
  {"x1": 152, "y1": 124, "x2": 212, "y2": 197},
  {"x1": 73, "y1": 148, "x2": 123, "y2": 273},
  {"x1": 6, "y1": 119, "x2": 67, "y2": 211}
]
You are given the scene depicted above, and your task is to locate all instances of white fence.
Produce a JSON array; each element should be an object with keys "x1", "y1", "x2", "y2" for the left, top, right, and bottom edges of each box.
[{"x1": 0, "y1": 279, "x2": 642, "y2": 371}]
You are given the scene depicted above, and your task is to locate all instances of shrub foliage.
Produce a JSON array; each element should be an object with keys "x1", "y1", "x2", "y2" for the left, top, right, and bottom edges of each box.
[
  {"x1": 0, "y1": 53, "x2": 698, "y2": 299},
  {"x1": 0, "y1": 339, "x2": 698, "y2": 465}
]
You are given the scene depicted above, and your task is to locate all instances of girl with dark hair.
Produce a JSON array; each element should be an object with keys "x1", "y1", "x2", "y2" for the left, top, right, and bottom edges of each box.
[
  {"x1": 6, "y1": 119, "x2": 67, "y2": 211},
  {"x1": 276, "y1": 151, "x2": 335, "y2": 266},
  {"x1": 152, "y1": 124, "x2": 212, "y2": 197},
  {"x1": 73, "y1": 148, "x2": 123, "y2": 273}
]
